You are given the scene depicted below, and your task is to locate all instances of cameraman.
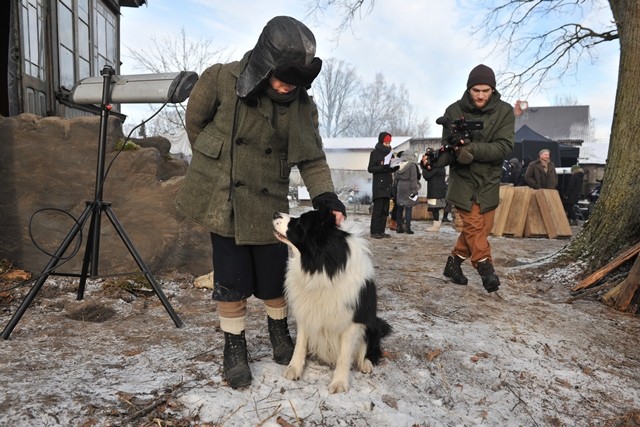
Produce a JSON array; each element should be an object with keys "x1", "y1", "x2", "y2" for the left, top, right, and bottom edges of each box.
[{"x1": 431, "y1": 64, "x2": 514, "y2": 293}]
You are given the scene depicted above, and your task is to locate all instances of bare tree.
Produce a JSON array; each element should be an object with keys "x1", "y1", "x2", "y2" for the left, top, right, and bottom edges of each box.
[
  {"x1": 122, "y1": 28, "x2": 228, "y2": 137},
  {"x1": 343, "y1": 74, "x2": 429, "y2": 137},
  {"x1": 313, "y1": 58, "x2": 361, "y2": 137},
  {"x1": 553, "y1": 94, "x2": 579, "y2": 106},
  {"x1": 305, "y1": 0, "x2": 640, "y2": 278}
]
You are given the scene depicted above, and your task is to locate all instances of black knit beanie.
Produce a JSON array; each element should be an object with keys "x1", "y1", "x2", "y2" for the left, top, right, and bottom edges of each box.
[{"x1": 466, "y1": 64, "x2": 496, "y2": 89}]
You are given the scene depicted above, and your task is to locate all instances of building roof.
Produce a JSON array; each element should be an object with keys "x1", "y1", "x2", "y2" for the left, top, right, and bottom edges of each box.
[
  {"x1": 322, "y1": 136, "x2": 412, "y2": 151},
  {"x1": 578, "y1": 142, "x2": 609, "y2": 165},
  {"x1": 515, "y1": 124, "x2": 553, "y2": 143},
  {"x1": 515, "y1": 105, "x2": 590, "y2": 143}
]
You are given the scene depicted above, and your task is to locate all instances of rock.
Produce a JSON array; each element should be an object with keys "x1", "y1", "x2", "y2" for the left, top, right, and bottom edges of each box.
[{"x1": 0, "y1": 114, "x2": 211, "y2": 276}]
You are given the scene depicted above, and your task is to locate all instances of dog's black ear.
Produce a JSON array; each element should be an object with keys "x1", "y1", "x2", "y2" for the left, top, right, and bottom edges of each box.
[{"x1": 320, "y1": 207, "x2": 336, "y2": 226}]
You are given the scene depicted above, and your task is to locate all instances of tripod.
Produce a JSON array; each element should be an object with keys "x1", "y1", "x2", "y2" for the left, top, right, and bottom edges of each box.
[{"x1": 2, "y1": 66, "x2": 183, "y2": 339}]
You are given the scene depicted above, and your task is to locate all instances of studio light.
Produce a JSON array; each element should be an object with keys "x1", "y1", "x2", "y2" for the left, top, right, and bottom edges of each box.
[{"x1": 70, "y1": 70, "x2": 198, "y2": 104}]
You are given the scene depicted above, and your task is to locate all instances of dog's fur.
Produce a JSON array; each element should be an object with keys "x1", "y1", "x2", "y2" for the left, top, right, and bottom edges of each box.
[{"x1": 273, "y1": 209, "x2": 391, "y2": 393}]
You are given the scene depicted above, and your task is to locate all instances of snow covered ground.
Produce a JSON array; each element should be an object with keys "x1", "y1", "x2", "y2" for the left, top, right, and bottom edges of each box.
[{"x1": 1, "y1": 212, "x2": 639, "y2": 426}]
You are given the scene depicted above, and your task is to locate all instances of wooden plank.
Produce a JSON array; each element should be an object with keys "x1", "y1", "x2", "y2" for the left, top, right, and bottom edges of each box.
[
  {"x1": 503, "y1": 187, "x2": 532, "y2": 237},
  {"x1": 571, "y1": 242, "x2": 640, "y2": 291},
  {"x1": 524, "y1": 193, "x2": 547, "y2": 237},
  {"x1": 492, "y1": 185, "x2": 514, "y2": 237},
  {"x1": 535, "y1": 190, "x2": 558, "y2": 239},
  {"x1": 541, "y1": 189, "x2": 572, "y2": 237}
]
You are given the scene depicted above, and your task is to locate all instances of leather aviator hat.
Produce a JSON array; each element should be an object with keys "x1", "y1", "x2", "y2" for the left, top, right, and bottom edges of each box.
[{"x1": 236, "y1": 16, "x2": 323, "y2": 99}]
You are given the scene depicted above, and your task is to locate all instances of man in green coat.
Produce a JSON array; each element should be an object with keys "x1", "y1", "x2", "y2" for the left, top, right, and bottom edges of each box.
[
  {"x1": 433, "y1": 64, "x2": 514, "y2": 293},
  {"x1": 176, "y1": 16, "x2": 346, "y2": 389}
]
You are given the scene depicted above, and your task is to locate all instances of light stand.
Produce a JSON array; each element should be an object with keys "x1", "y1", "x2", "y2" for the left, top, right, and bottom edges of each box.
[{"x1": 2, "y1": 66, "x2": 192, "y2": 339}]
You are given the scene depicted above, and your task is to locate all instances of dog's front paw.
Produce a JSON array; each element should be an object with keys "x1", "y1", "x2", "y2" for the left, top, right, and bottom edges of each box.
[
  {"x1": 283, "y1": 364, "x2": 303, "y2": 381},
  {"x1": 358, "y1": 358, "x2": 373, "y2": 374},
  {"x1": 328, "y1": 378, "x2": 350, "y2": 394}
]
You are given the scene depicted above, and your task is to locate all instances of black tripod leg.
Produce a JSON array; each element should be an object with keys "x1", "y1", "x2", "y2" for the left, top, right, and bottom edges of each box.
[
  {"x1": 77, "y1": 203, "x2": 101, "y2": 300},
  {"x1": 1, "y1": 203, "x2": 94, "y2": 340},
  {"x1": 103, "y1": 205, "x2": 183, "y2": 328}
]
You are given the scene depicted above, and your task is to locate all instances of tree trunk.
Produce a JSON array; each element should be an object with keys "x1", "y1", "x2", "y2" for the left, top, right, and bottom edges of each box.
[{"x1": 566, "y1": 1, "x2": 640, "y2": 269}]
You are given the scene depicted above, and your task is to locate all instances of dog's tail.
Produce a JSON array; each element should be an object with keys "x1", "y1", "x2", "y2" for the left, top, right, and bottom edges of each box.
[{"x1": 365, "y1": 317, "x2": 392, "y2": 365}]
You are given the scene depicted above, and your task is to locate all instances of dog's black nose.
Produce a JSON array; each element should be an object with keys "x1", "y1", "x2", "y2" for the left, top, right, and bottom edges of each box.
[{"x1": 273, "y1": 212, "x2": 282, "y2": 219}]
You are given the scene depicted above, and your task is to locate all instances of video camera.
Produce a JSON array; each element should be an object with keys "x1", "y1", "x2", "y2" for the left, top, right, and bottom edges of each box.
[
  {"x1": 423, "y1": 116, "x2": 484, "y2": 168},
  {"x1": 436, "y1": 116, "x2": 484, "y2": 149}
]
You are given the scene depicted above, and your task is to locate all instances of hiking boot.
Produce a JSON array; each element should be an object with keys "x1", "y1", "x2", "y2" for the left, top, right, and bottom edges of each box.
[
  {"x1": 396, "y1": 223, "x2": 405, "y2": 233},
  {"x1": 406, "y1": 227, "x2": 414, "y2": 235},
  {"x1": 223, "y1": 331, "x2": 252, "y2": 389},
  {"x1": 268, "y1": 317, "x2": 294, "y2": 365},
  {"x1": 477, "y1": 260, "x2": 500, "y2": 293},
  {"x1": 443, "y1": 255, "x2": 468, "y2": 285}
]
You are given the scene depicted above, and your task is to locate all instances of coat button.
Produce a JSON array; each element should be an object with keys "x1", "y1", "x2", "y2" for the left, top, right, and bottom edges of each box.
[
  {"x1": 235, "y1": 181, "x2": 244, "y2": 187},
  {"x1": 265, "y1": 147, "x2": 272, "y2": 154},
  {"x1": 261, "y1": 188, "x2": 269, "y2": 194},
  {"x1": 235, "y1": 138, "x2": 244, "y2": 145}
]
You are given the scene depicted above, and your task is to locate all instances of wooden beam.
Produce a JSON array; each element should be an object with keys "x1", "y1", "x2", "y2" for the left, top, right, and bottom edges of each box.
[{"x1": 571, "y1": 242, "x2": 640, "y2": 291}]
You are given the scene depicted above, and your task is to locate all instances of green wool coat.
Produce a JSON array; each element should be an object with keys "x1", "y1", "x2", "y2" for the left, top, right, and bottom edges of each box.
[
  {"x1": 436, "y1": 89, "x2": 515, "y2": 213},
  {"x1": 176, "y1": 52, "x2": 335, "y2": 245}
]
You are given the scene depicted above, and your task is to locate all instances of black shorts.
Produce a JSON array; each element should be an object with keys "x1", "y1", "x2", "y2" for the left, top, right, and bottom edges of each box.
[{"x1": 210, "y1": 233, "x2": 288, "y2": 302}]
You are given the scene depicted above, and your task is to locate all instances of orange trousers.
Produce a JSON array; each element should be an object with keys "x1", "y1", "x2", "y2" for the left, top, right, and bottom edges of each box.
[{"x1": 452, "y1": 202, "x2": 496, "y2": 268}]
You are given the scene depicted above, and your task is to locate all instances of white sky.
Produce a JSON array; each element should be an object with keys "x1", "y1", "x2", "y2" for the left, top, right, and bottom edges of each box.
[{"x1": 119, "y1": 0, "x2": 618, "y2": 142}]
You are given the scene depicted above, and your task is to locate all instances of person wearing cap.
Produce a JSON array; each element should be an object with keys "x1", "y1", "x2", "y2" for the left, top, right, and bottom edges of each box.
[
  {"x1": 562, "y1": 164, "x2": 585, "y2": 226},
  {"x1": 432, "y1": 64, "x2": 514, "y2": 293},
  {"x1": 176, "y1": 16, "x2": 346, "y2": 389},
  {"x1": 524, "y1": 148, "x2": 558, "y2": 190},
  {"x1": 368, "y1": 132, "x2": 399, "y2": 238}
]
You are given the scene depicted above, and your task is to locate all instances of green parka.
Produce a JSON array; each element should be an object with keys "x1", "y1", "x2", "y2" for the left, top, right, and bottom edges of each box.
[
  {"x1": 176, "y1": 52, "x2": 336, "y2": 245},
  {"x1": 436, "y1": 90, "x2": 515, "y2": 213}
]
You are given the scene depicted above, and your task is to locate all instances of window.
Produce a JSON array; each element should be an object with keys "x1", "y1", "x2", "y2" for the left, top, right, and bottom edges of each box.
[
  {"x1": 57, "y1": 0, "x2": 118, "y2": 90},
  {"x1": 20, "y1": 0, "x2": 46, "y2": 80}
]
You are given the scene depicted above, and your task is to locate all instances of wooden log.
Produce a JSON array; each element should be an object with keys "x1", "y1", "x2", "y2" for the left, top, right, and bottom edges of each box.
[
  {"x1": 571, "y1": 241, "x2": 640, "y2": 291},
  {"x1": 602, "y1": 255, "x2": 640, "y2": 313}
]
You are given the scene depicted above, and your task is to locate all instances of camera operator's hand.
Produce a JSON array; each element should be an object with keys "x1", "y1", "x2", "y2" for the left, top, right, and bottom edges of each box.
[
  {"x1": 455, "y1": 145, "x2": 474, "y2": 165},
  {"x1": 421, "y1": 154, "x2": 432, "y2": 170}
]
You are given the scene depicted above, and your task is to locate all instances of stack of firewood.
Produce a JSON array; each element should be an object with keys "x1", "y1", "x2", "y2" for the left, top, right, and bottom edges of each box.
[{"x1": 568, "y1": 242, "x2": 640, "y2": 314}]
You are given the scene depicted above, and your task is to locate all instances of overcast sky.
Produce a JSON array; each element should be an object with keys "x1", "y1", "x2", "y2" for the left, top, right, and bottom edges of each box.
[{"x1": 119, "y1": 0, "x2": 618, "y2": 142}]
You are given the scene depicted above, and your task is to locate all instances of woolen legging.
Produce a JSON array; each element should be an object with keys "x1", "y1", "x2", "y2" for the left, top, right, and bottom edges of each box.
[{"x1": 452, "y1": 203, "x2": 496, "y2": 268}]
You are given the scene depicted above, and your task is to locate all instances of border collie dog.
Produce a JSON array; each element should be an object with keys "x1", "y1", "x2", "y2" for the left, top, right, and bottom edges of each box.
[{"x1": 273, "y1": 209, "x2": 392, "y2": 393}]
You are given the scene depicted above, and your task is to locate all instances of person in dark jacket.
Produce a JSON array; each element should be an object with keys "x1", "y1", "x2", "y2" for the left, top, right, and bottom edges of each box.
[
  {"x1": 421, "y1": 148, "x2": 447, "y2": 232},
  {"x1": 432, "y1": 64, "x2": 514, "y2": 293},
  {"x1": 524, "y1": 148, "x2": 558, "y2": 189},
  {"x1": 516, "y1": 156, "x2": 531, "y2": 186},
  {"x1": 563, "y1": 164, "x2": 585, "y2": 225},
  {"x1": 368, "y1": 132, "x2": 399, "y2": 238},
  {"x1": 176, "y1": 16, "x2": 346, "y2": 389},
  {"x1": 394, "y1": 151, "x2": 421, "y2": 234}
]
